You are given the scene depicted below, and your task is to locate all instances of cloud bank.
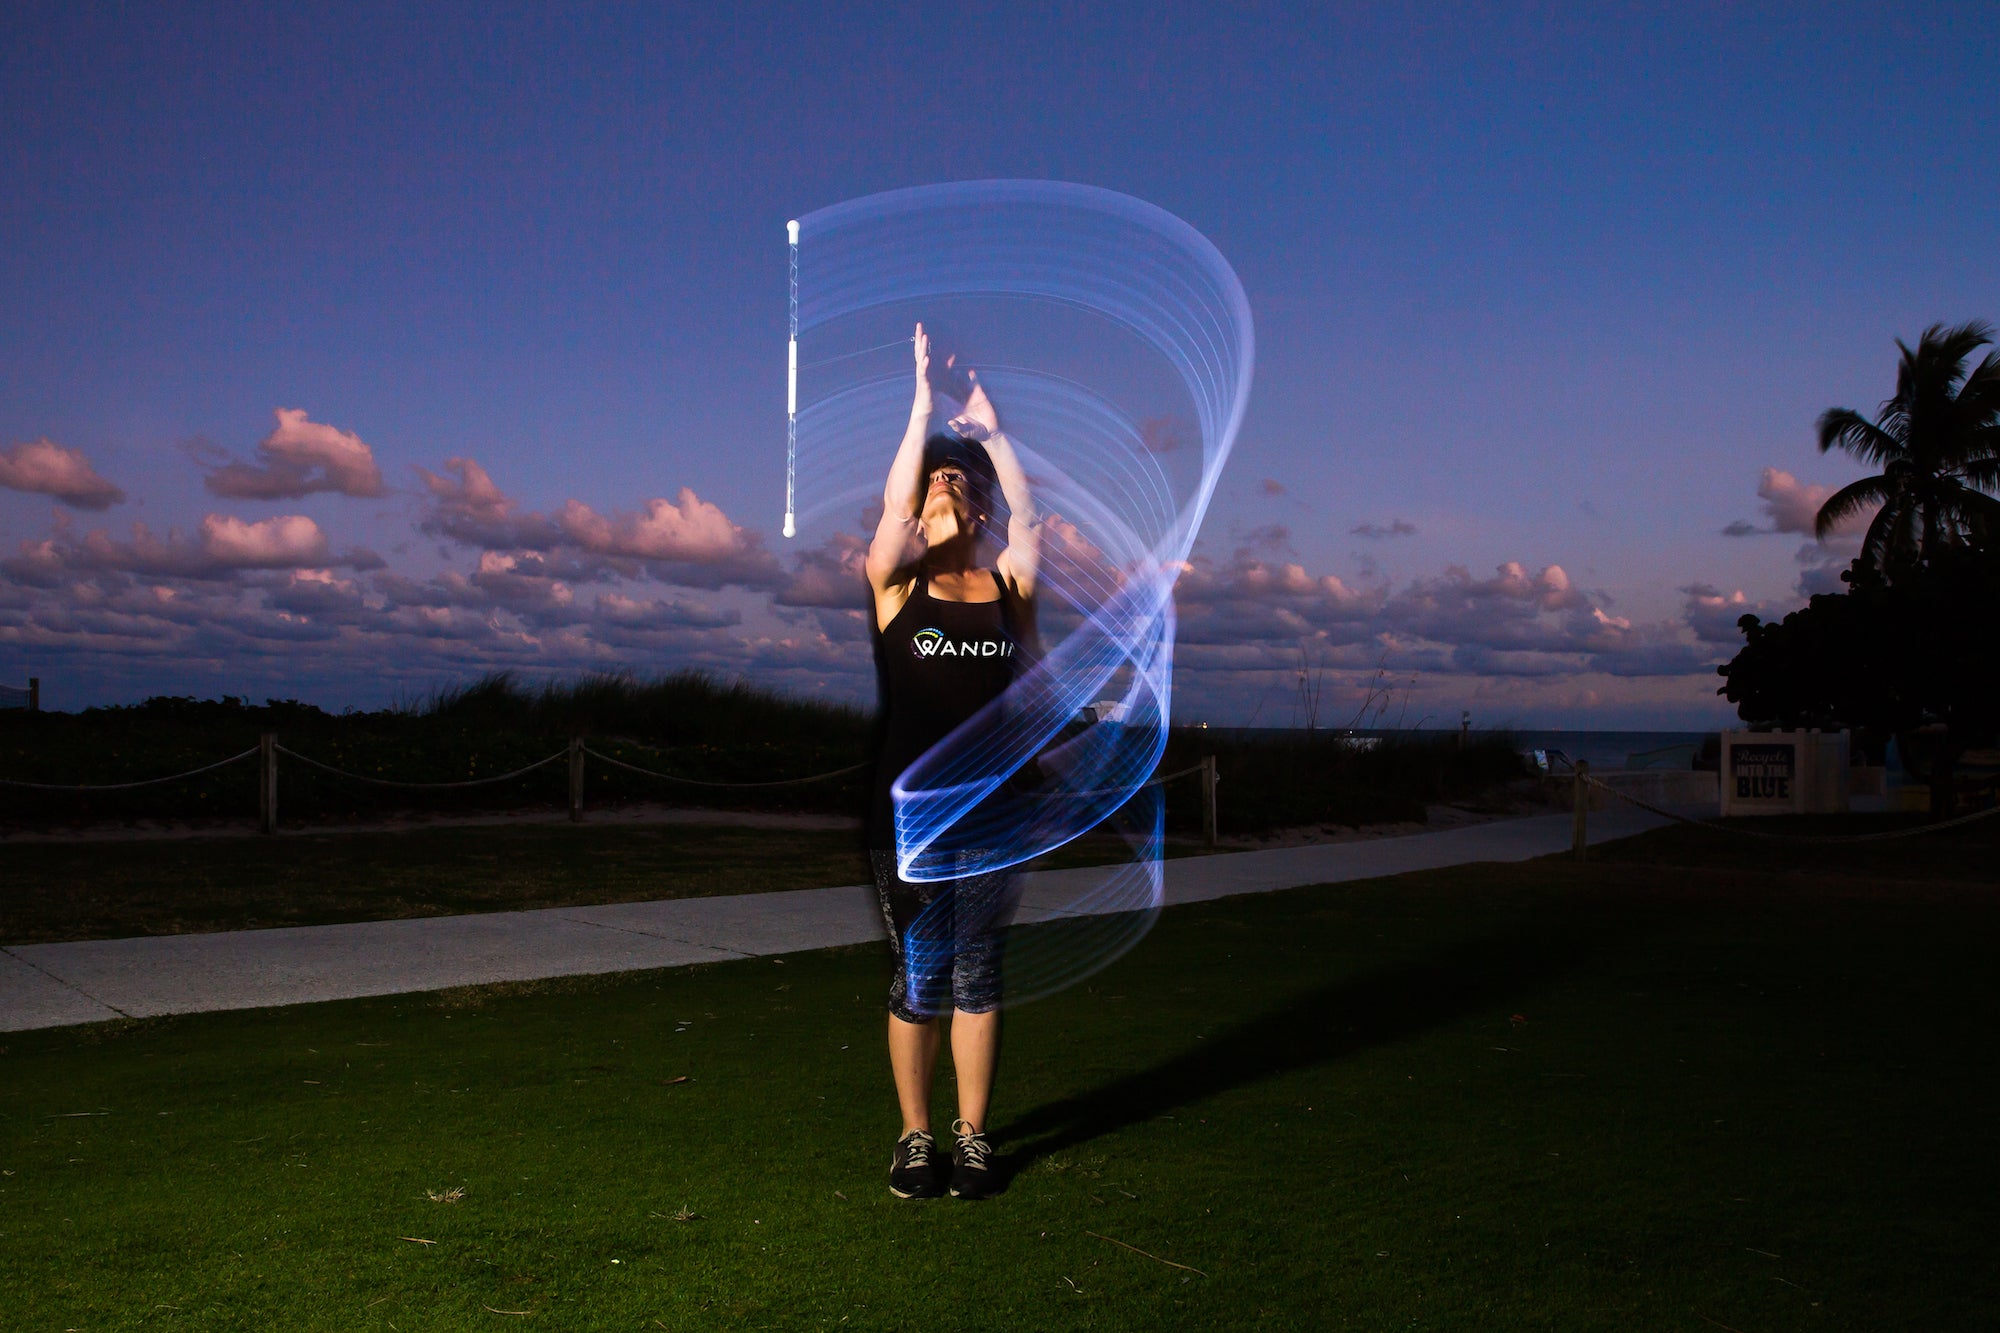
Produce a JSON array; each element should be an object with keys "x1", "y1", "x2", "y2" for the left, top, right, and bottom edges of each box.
[{"x1": 1, "y1": 411, "x2": 1773, "y2": 724}]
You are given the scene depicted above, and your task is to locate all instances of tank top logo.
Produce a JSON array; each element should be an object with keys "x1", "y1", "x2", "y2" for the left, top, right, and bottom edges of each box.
[{"x1": 912, "y1": 627, "x2": 1015, "y2": 660}]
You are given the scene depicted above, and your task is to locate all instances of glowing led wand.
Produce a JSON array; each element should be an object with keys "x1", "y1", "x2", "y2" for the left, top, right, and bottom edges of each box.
[{"x1": 784, "y1": 218, "x2": 799, "y2": 539}]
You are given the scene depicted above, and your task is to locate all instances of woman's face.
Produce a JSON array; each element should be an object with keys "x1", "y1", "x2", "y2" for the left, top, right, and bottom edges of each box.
[{"x1": 922, "y1": 463, "x2": 976, "y2": 540}]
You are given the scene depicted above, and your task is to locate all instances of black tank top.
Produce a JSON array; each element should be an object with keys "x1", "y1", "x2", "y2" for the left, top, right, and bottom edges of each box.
[{"x1": 871, "y1": 571, "x2": 1031, "y2": 848}]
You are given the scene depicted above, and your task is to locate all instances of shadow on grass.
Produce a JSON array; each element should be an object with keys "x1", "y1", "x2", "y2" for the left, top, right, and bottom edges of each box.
[{"x1": 996, "y1": 904, "x2": 1606, "y2": 1181}]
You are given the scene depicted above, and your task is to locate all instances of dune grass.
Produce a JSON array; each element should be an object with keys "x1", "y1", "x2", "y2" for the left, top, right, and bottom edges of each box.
[
  {"x1": 0, "y1": 672, "x2": 1528, "y2": 835},
  {"x1": 4, "y1": 832, "x2": 1996, "y2": 1329},
  {"x1": 0, "y1": 672, "x2": 874, "y2": 827},
  {"x1": 1157, "y1": 728, "x2": 1530, "y2": 833}
]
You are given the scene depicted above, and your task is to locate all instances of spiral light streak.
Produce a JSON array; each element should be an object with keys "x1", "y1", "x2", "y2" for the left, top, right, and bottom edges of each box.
[{"x1": 789, "y1": 181, "x2": 1253, "y2": 1004}]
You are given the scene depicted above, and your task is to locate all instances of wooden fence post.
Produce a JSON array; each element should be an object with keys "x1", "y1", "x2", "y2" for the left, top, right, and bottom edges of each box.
[
  {"x1": 1571, "y1": 759, "x2": 1589, "y2": 862},
  {"x1": 569, "y1": 736, "x2": 586, "y2": 823},
  {"x1": 259, "y1": 732, "x2": 278, "y2": 835},
  {"x1": 1201, "y1": 754, "x2": 1219, "y2": 847}
]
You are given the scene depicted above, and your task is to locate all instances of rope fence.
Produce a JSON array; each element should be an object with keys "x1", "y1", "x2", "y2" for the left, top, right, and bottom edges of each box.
[
  {"x1": 583, "y1": 746, "x2": 866, "y2": 789},
  {"x1": 0, "y1": 746, "x2": 260, "y2": 791},
  {"x1": 0, "y1": 733, "x2": 882, "y2": 834},
  {"x1": 275, "y1": 745, "x2": 570, "y2": 789},
  {"x1": 5, "y1": 732, "x2": 1989, "y2": 853},
  {"x1": 0, "y1": 735, "x2": 1228, "y2": 841}
]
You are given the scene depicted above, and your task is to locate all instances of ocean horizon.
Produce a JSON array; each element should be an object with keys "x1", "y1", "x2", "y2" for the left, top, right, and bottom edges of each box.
[{"x1": 1195, "y1": 726, "x2": 1716, "y2": 772}]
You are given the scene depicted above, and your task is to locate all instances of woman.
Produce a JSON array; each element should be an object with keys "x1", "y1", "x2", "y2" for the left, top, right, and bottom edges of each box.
[{"x1": 865, "y1": 323, "x2": 1040, "y2": 1200}]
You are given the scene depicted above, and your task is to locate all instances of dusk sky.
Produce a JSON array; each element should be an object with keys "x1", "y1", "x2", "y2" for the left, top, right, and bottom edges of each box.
[{"x1": 4, "y1": 3, "x2": 1995, "y2": 727}]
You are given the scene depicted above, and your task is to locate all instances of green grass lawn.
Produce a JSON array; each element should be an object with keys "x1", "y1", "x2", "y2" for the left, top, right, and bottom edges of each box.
[
  {"x1": 5, "y1": 827, "x2": 1997, "y2": 1329},
  {"x1": 0, "y1": 824, "x2": 874, "y2": 945},
  {"x1": 1589, "y1": 809, "x2": 2000, "y2": 883}
]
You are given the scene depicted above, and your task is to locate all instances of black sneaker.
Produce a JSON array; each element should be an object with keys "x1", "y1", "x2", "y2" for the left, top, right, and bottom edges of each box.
[
  {"x1": 889, "y1": 1129, "x2": 944, "y2": 1198},
  {"x1": 949, "y1": 1119, "x2": 997, "y2": 1199}
]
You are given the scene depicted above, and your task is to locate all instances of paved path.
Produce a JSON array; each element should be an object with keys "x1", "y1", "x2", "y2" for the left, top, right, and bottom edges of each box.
[{"x1": 1, "y1": 807, "x2": 1671, "y2": 1033}]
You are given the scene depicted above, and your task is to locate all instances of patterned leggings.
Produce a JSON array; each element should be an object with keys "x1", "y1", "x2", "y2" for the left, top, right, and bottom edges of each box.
[{"x1": 871, "y1": 851, "x2": 1019, "y2": 1023}]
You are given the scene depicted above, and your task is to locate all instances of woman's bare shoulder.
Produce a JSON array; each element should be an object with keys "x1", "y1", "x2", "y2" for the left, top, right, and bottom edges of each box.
[{"x1": 874, "y1": 572, "x2": 919, "y2": 631}]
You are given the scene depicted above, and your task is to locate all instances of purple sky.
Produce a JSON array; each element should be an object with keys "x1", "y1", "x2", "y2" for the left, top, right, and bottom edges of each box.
[{"x1": 3, "y1": 3, "x2": 1995, "y2": 727}]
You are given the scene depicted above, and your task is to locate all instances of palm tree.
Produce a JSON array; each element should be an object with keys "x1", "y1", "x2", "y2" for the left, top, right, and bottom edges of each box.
[{"x1": 1815, "y1": 320, "x2": 2000, "y2": 578}]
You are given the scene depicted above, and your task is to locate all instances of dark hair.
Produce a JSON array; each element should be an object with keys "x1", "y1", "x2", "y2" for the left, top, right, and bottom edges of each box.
[{"x1": 921, "y1": 433, "x2": 1005, "y2": 536}]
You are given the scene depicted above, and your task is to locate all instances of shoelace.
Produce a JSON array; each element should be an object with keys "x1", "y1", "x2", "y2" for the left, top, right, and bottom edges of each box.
[
  {"x1": 899, "y1": 1131, "x2": 935, "y2": 1168},
  {"x1": 952, "y1": 1119, "x2": 991, "y2": 1170}
]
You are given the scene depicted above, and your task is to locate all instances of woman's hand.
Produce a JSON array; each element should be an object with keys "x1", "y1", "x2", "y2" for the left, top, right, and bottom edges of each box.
[
  {"x1": 948, "y1": 365, "x2": 997, "y2": 442},
  {"x1": 912, "y1": 323, "x2": 933, "y2": 415}
]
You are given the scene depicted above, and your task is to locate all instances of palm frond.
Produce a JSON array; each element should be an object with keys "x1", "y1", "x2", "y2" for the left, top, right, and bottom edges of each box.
[
  {"x1": 1814, "y1": 475, "x2": 1889, "y2": 539},
  {"x1": 1946, "y1": 487, "x2": 2000, "y2": 524},
  {"x1": 1816, "y1": 407, "x2": 1903, "y2": 464},
  {"x1": 1913, "y1": 323, "x2": 1995, "y2": 423},
  {"x1": 1856, "y1": 500, "x2": 1908, "y2": 576},
  {"x1": 1961, "y1": 489, "x2": 2000, "y2": 551},
  {"x1": 1953, "y1": 351, "x2": 2000, "y2": 430},
  {"x1": 1893, "y1": 337, "x2": 1921, "y2": 409},
  {"x1": 1960, "y1": 455, "x2": 2000, "y2": 491},
  {"x1": 1920, "y1": 319, "x2": 1995, "y2": 368}
]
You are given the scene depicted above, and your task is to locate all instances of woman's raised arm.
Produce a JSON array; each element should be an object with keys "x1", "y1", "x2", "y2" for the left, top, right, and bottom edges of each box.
[
  {"x1": 952, "y1": 371, "x2": 1040, "y2": 601},
  {"x1": 866, "y1": 324, "x2": 933, "y2": 601}
]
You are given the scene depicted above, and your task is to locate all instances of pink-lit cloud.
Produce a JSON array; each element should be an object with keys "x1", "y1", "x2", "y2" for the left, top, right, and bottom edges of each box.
[
  {"x1": 1720, "y1": 467, "x2": 1882, "y2": 598},
  {"x1": 1759, "y1": 467, "x2": 1839, "y2": 535},
  {"x1": 1724, "y1": 467, "x2": 1876, "y2": 539},
  {"x1": 593, "y1": 591, "x2": 740, "y2": 631},
  {"x1": 1174, "y1": 547, "x2": 1379, "y2": 651},
  {"x1": 267, "y1": 568, "x2": 371, "y2": 616},
  {"x1": 415, "y1": 457, "x2": 562, "y2": 550},
  {"x1": 200, "y1": 514, "x2": 331, "y2": 567},
  {"x1": 0, "y1": 439, "x2": 126, "y2": 510},
  {"x1": 558, "y1": 489, "x2": 746, "y2": 563},
  {"x1": 416, "y1": 457, "x2": 779, "y2": 589},
  {"x1": 202, "y1": 409, "x2": 388, "y2": 500},
  {"x1": 1680, "y1": 583, "x2": 1757, "y2": 644},
  {"x1": 1172, "y1": 550, "x2": 1721, "y2": 686},
  {"x1": 466, "y1": 550, "x2": 577, "y2": 618},
  {"x1": 1, "y1": 512, "x2": 362, "y2": 584},
  {"x1": 1395, "y1": 561, "x2": 1588, "y2": 621}
]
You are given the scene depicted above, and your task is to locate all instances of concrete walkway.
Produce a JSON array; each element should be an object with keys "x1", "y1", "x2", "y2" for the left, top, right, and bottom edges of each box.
[{"x1": 0, "y1": 807, "x2": 1672, "y2": 1033}]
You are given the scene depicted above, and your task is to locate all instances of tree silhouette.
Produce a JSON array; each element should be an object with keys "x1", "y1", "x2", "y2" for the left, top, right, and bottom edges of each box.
[
  {"x1": 1815, "y1": 321, "x2": 2000, "y2": 579},
  {"x1": 1720, "y1": 545, "x2": 2000, "y2": 815}
]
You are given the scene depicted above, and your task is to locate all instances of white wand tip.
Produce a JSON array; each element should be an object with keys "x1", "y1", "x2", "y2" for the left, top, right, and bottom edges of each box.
[
  {"x1": 783, "y1": 514, "x2": 796, "y2": 539},
  {"x1": 786, "y1": 219, "x2": 800, "y2": 244}
]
